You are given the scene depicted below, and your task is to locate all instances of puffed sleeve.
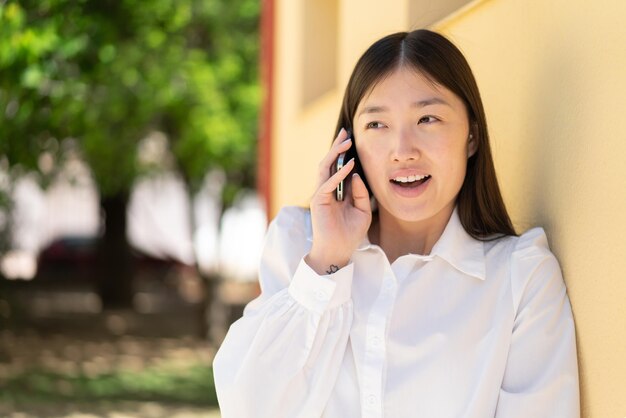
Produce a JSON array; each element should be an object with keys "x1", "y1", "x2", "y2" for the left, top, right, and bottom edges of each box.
[
  {"x1": 212, "y1": 206, "x2": 354, "y2": 418},
  {"x1": 495, "y1": 228, "x2": 580, "y2": 417}
]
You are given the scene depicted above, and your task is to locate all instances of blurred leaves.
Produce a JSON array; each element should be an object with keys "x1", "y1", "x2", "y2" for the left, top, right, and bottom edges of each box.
[{"x1": 0, "y1": 0, "x2": 260, "y2": 196}]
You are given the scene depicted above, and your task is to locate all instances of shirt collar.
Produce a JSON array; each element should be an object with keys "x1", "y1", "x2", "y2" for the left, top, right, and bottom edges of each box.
[
  {"x1": 305, "y1": 206, "x2": 486, "y2": 281},
  {"x1": 429, "y1": 207, "x2": 486, "y2": 280}
]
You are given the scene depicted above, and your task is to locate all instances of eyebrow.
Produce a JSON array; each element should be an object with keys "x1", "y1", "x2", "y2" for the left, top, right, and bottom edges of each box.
[{"x1": 357, "y1": 97, "x2": 451, "y2": 117}]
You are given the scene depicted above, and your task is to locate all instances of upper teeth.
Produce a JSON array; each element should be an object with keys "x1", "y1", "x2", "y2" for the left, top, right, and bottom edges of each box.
[{"x1": 393, "y1": 175, "x2": 429, "y2": 183}]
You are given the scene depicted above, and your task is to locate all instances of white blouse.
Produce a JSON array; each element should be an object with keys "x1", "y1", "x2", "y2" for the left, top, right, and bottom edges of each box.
[{"x1": 213, "y1": 206, "x2": 580, "y2": 418}]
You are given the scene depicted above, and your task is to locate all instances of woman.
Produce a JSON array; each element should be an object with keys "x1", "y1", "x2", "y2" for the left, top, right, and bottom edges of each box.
[{"x1": 213, "y1": 29, "x2": 579, "y2": 417}]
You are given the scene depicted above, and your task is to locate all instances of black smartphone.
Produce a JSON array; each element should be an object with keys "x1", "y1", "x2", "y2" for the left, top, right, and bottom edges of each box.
[
  {"x1": 335, "y1": 151, "x2": 347, "y2": 201},
  {"x1": 334, "y1": 131, "x2": 368, "y2": 201}
]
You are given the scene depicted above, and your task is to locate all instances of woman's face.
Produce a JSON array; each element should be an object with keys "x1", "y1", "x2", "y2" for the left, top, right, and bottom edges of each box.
[{"x1": 353, "y1": 66, "x2": 476, "y2": 225}]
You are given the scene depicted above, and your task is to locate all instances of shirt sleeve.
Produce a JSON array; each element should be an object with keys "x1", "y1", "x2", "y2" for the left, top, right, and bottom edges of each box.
[
  {"x1": 212, "y1": 206, "x2": 354, "y2": 418},
  {"x1": 495, "y1": 228, "x2": 580, "y2": 418}
]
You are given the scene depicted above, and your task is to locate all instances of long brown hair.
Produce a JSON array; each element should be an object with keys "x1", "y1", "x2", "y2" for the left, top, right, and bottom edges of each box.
[{"x1": 334, "y1": 29, "x2": 516, "y2": 239}]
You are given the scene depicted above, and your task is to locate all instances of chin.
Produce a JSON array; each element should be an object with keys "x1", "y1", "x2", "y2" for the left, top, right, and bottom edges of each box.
[
  {"x1": 378, "y1": 202, "x2": 432, "y2": 223},
  {"x1": 376, "y1": 198, "x2": 455, "y2": 225}
]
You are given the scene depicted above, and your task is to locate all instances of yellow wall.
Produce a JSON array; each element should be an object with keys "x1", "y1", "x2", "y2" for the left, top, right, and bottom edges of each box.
[
  {"x1": 434, "y1": 1, "x2": 626, "y2": 416},
  {"x1": 270, "y1": 1, "x2": 626, "y2": 416}
]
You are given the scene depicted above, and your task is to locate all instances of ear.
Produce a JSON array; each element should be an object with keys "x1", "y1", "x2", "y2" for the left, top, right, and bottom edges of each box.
[{"x1": 467, "y1": 123, "x2": 478, "y2": 158}]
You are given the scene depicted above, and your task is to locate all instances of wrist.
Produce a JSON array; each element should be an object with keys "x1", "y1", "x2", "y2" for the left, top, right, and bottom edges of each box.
[{"x1": 305, "y1": 251, "x2": 350, "y2": 275}]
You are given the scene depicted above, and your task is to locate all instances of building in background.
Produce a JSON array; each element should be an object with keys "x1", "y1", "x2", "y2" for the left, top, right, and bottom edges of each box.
[{"x1": 259, "y1": 0, "x2": 626, "y2": 416}]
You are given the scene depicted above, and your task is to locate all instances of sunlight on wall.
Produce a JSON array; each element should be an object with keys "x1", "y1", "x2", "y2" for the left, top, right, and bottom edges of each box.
[{"x1": 433, "y1": 1, "x2": 626, "y2": 415}]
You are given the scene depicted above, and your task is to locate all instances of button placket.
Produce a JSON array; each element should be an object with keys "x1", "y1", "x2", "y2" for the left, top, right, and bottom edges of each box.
[
  {"x1": 361, "y1": 273, "x2": 396, "y2": 417},
  {"x1": 370, "y1": 336, "x2": 382, "y2": 347}
]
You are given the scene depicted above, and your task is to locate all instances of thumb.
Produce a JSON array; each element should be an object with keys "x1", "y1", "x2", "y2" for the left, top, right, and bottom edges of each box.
[{"x1": 351, "y1": 173, "x2": 371, "y2": 213}]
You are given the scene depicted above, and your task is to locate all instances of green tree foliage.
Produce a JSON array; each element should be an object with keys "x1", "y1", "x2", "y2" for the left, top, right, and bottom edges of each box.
[
  {"x1": 0, "y1": 0, "x2": 260, "y2": 196},
  {"x1": 0, "y1": 0, "x2": 260, "y2": 304}
]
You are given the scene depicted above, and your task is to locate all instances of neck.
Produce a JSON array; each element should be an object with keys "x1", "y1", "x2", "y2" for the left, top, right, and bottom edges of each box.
[{"x1": 369, "y1": 204, "x2": 455, "y2": 264}]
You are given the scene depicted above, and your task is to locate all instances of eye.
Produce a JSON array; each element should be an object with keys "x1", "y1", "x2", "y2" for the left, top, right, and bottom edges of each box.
[
  {"x1": 365, "y1": 121, "x2": 386, "y2": 129},
  {"x1": 418, "y1": 116, "x2": 438, "y2": 124}
]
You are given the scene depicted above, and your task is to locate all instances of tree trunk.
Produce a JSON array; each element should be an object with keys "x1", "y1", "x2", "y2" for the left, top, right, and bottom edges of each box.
[
  {"x1": 96, "y1": 192, "x2": 134, "y2": 309},
  {"x1": 184, "y1": 181, "x2": 219, "y2": 340}
]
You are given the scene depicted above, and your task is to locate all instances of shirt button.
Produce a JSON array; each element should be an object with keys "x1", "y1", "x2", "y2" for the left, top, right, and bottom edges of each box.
[
  {"x1": 370, "y1": 336, "x2": 381, "y2": 347},
  {"x1": 315, "y1": 289, "x2": 330, "y2": 301},
  {"x1": 367, "y1": 394, "x2": 377, "y2": 405}
]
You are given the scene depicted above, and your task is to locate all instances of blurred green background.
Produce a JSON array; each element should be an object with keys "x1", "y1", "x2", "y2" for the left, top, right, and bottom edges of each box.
[{"x1": 0, "y1": 0, "x2": 262, "y2": 416}]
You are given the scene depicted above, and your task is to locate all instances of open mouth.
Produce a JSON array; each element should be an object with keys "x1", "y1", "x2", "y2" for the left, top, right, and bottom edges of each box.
[{"x1": 390, "y1": 174, "x2": 432, "y2": 188}]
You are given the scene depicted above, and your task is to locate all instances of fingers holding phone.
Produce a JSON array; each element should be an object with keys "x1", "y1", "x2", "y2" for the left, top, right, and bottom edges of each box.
[
  {"x1": 317, "y1": 128, "x2": 369, "y2": 206},
  {"x1": 319, "y1": 153, "x2": 355, "y2": 200},
  {"x1": 331, "y1": 134, "x2": 369, "y2": 209},
  {"x1": 317, "y1": 128, "x2": 353, "y2": 189},
  {"x1": 333, "y1": 150, "x2": 368, "y2": 209},
  {"x1": 306, "y1": 128, "x2": 372, "y2": 275}
]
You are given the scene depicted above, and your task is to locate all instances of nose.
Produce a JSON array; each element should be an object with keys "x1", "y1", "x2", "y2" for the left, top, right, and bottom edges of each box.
[{"x1": 391, "y1": 128, "x2": 420, "y2": 162}]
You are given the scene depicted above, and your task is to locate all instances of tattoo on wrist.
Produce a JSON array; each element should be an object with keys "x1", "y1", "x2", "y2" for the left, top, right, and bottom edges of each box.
[{"x1": 326, "y1": 264, "x2": 339, "y2": 275}]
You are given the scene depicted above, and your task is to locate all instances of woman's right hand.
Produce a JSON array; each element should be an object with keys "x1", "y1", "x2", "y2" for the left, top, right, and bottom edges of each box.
[{"x1": 305, "y1": 128, "x2": 373, "y2": 275}]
